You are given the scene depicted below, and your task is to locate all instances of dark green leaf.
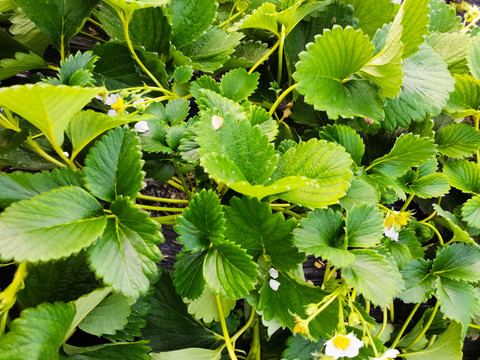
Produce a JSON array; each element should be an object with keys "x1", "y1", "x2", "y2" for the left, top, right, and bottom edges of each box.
[
  {"x1": 436, "y1": 123, "x2": 480, "y2": 159},
  {"x1": 282, "y1": 335, "x2": 325, "y2": 360},
  {"x1": 173, "y1": 250, "x2": 207, "y2": 300},
  {"x1": 432, "y1": 243, "x2": 480, "y2": 282},
  {"x1": 398, "y1": 259, "x2": 435, "y2": 303},
  {"x1": 408, "y1": 173, "x2": 450, "y2": 199},
  {"x1": 345, "y1": 204, "x2": 384, "y2": 247},
  {"x1": 435, "y1": 278, "x2": 479, "y2": 326},
  {"x1": 220, "y1": 68, "x2": 259, "y2": 102},
  {"x1": 319, "y1": 124, "x2": 364, "y2": 166},
  {"x1": 63, "y1": 341, "x2": 151, "y2": 360},
  {"x1": 0, "y1": 128, "x2": 28, "y2": 156},
  {"x1": 443, "y1": 160, "x2": 480, "y2": 194}
]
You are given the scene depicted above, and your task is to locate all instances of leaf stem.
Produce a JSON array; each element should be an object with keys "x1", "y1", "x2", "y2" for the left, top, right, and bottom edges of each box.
[
  {"x1": 269, "y1": 84, "x2": 297, "y2": 116},
  {"x1": 219, "y1": 8, "x2": 244, "y2": 28},
  {"x1": 135, "y1": 204, "x2": 184, "y2": 212},
  {"x1": 403, "y1": 300, "x2": 439, "y2": 351},
  {"x1": 166, "y1": 179, "x2": 186, "y2": 192},
  {"x1": 25, "y1": 137, "x2": 67, "y2": 168},
  {"x1": 151, "y1": 214, "x2": 180, "y2": 225},
  {"x1": 376, "y1": 307, "x2": 388, "y2": 338},
  {"x1": 87, "y1": 17, "x2": 102, "y2": 27},
  {"x1": 277, "y1": 26, "x2": 286, "y2": 85},
  {"x1": 249, "y1": 39, "x2": 280, "y2": 74},
  {"x1": 173, "y1": 159, "x2": 192, "y2": 201},
  {"x1": 231, "y1": 307, "x2": 256, "y2": 343},
  {"x1": 108, "y1": 85, "x2": 175, "y2": 97},
  {"x1": 390, "y1": 303, "x2": 420, "y2": 349},
  {"x1": 419, "y1": 221, "x2": 444, "y2": 246},
  {"x1": 0, "y1": 262, "x2": 27, "y2": 337},
  {"x1": 215, "y1": 295, "x2": 238, "y2": 360},
  {"x1": 137, "y1": 194, "x2": 189, "y2": 204},
  {"x1": 390, "y1": 301, "x2": 395, "y2": 323},
  {"x1": 79, "y1": 31, "x2": 107, "y2": 43},
  {"x1": 400, "y1": 193, "x2": 415, "y2": 212},
  {"x1": 469, "y1": 323, "x2": 480, "y2": 329}
]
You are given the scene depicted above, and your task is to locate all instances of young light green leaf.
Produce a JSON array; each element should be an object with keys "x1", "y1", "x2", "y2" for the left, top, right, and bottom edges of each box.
[
  {"x1": 468, "y1": 36, "x2": 480, "y2": 80},
  {"x1": 0, "y1": 167, "x2": 83, "y2": 208},
  {"x1": 398, "y1": 259, "x2": 435, "y2": 303},
  {"x1": 87, "y1": 197, "x2": 163, "y2": 300},
  {"x1": 186, "y1": 285, "x2": 236, "y2": 323},
  {"x1": 0, "y1": 302, "x2": 75, "y2": 359},
  {"x1": 401, "y1": 0, "x2": 430, "y2": 58},
  {"x1": 368, "y1": 134, "x2": 436, "y2": 177},
  {"x1": 0, "y1": 186, "x2": 106, "y2": 262},
  {"x1": 0, "y1": 84, "x2": 102, "y2": 146},
  {"x1": 345, "y1": 204, "x2": 384, "y2": 248},
  {"x1": 224, "y1": 196, "x2": 305, "y2": 271},
  {"x1": 0, "y1": 0, "x2": 15, "y2": 12},
  {"x1": 238, "y1": 2, "x2": 279, "y2": 36},
  {"x1": 462, "y1": 195, "x2": 480, "y2": 229},
  {"x1": 173, "y1": 251, "x2": 207, "y2": 301},
  {"x1": 432, "y1": 243, "x2": 480, "y2": 282},
  {"x1": 220, "y1": 68, "x2": 259, "y2": 102},
  {"x1": 443, "y1": 160, "x2": 480, "y2": 194},
  {"x1": 293, "y1": 208, "x2": 354, "y2": 268},
  {"x1": 173, "y1": 65, "x2": 193, "y2": 84},
  {"x1": 341, "y1": 0, "x2": 395, "y2": 39},
  {"x1": 427, "y1": 32, "x2": 472, "y2": 74},
  {"x1": 14, "y1": 0, "x2": 99, "y2": 53},
  {"x1": 408, "y1": 174, "x2": 450, "y2": 199},
  {"x1": 382, "y1": 44, "x2": 455, "y2": 130},
  {"x1": 175, "y1": 189, "x2": 225, "y2": 251},
  {"x1": 436, "y1": 123, "x2": 480, "y2": 159},
  {"x1": 429, "y1": 0, "x2": 462, "y2": 33},
  {"x1": 84, "y1": 127, "x2": 144, "y2": 202},
  {"x1": 293, "y1": 26, "x2": 384, "y2": 120},
  {"x1": 319, "y1": 124, "x2": 364, "y2": 166},
  {"x1": 342, "y1": 249, "x2": 405, "y2": 308},
  {"x1": 339, "y1": 177, "x2": 378, "y2": 212},
  {"x1": 445, "y1": 74, "x2": 480, "y2": 118},
  {"x1": 433, "y1": 204, "x2": 474, "y2": 245},
  {"x1": 203, "y1": 240, "x2": 259, "y2": 299},
  {"x1": 0, "y1": 51, "x2": 48, "y2": 81}
]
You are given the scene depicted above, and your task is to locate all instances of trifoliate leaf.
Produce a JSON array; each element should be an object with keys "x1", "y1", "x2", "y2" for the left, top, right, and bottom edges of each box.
[
  {"x1": 294, "y1": 26, "x2": 384, "y2": 120},
  {"x1": 203, "y1": 240, "x2": 258, "y2": 299},
  {"x1": 408, "y1": 173, "x2": 450, "y2": 199},
  {"x1": 445, "y1": 74, "x2": 480, "y2": 118},
  {"x1": 293, "y1": 208, "x2": 354, "y2": 268},
  {"x1": 433, "y1": 204, "x2": 474, "y2": 245},
  {"x1": 319, "y1": 124, "x2": 364, "y2": 166},
  {"x1": 223, "y1": 196, "x2": 305, "y2": 271},
  {"x1": 186, "y1": 286, "x2": 236, "y2": 323},
  {"x1": 84, "y1": 127, "x2": 144, "y2": 202},
  {"x1": 432, "y1": 243, "x2": 480, "y2": 282},
  {"x1": 398, "y1": 259, "x2": 435, "y2": 303},
  {"x1": 341, "y1": 0, "x2": 395, "y2": 39},
  {"x1": 173, "y1": 65, "x2": 193, "y2": 84},
  {"x1": 0, "y1": 51, "x2": 48, "y2": 81},
  {"x1": 339, "y1": 177, "x2": 378, "y2": 211},
  {"x1": 443, "y1": 160, "x2": 480, "y2": 194},
  {"x1": 271, "y1": 138, "x2": 353, "y2": 208},
  {"x1": 175, "y1": 189, "x2": 225, "y2": 251},
  {"x1": 401, "y1": 0, "x2": 430, "y2": 58},
  {"x1": 342, "y1": 249, "x2": 405, "y2": 308},
  {"x1": 87, "y1": 197, "x2": 163, "y2": 300},
  {"x1": 462, "y1": 195, "x2": 480, "y2": 229},
  {"x1": 57, "y1": 51, "x2": 98, "y2": 85},
  {"x1": 368, "y1": 134, "x2": 437, "y2": 177},
  {"x1": 143, "y1": 270, "x2": 219, "y2": 352},
  {"x1": 429, "y1": 0, "x2": 462, "y2": 33},
  {"x1": 0, "y1": 186, "x2": 106, "y2": 262},
  {"x1": 165, "y1": 99, "x2": 190, "y2": 125},
  {"x1": 345, "y1": 204, "x2": 384, "y2": 247},
  {"x1": 435, "y1": 278, "x2": 479, "y2": 327},
  {"x1": 0, "y1": 302, "x2": 75, "y2": 359},
  {"x1": 436, "y1": 123, "x2": 480, "y2": 159},
  {"x1": 0, "y1": 167, "x2": 83, "y2": 208},
  {"x1": 257, "y1": 271, "x2": 338, "y2": 339},
  {"x1": 0, "y1": 84, "x2": 102, "y2": 146},
  {"x1": 468, "y1": 36, "x2": 480, "y2": 80},
  {"x1": 220, "y1": 68, "x2": 259, "y2": 102},
  {"x1": 427, "y1": 32, "x2": 472, "y2": 74},
  {"x1": 382, "y1": 44, "x2": 455, "y2": 130},
  {"x1": 238, "y1": 2, "x2": 279, "y2": 36},
  {"x1": 173, "y1": 251, "x2": 207, "y2": 300}
]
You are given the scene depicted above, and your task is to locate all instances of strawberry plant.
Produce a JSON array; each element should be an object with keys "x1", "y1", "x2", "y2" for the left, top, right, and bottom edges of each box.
[{"x1": 0, "y1": 0, "x2": 480, "y2": 359}]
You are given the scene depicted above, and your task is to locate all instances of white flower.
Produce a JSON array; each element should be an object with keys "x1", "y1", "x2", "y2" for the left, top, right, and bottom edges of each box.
[
  {"x1": 269, "y1": 267, "x2": 279, "y2": 279},
  {"x1": 132, "y1": 99, "x2": 145, "y2": 109},
  {"x1": 269, "y1": 279, "x2": 280, "y2": 291},
  {"x1": 324, "y1": 333, "x2": 364, "y2": 359},
  {"x1": 105, "y1": 94, "x2": 120, "y2": 106},
  {"x1": 384, "y1": 226, "x2": 399, "y2": 242},
  {"x1": 105, "y1": 94, "x2": 126, "y2": 116},
  {"x1": 211, "y1": 115, "x2": 224, "y2": 130},
  {"x1": 373, "y1": 349, "x2": 400, "y2": 360},
  {"x1": 134, "y1": 120, "x2": 150, "y2": 133}
]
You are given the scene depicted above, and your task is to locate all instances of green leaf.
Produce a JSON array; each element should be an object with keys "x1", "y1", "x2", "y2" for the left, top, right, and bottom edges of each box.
[
  {"x1": 173, "y1": 65, "x2": 193, "y2": 84},
  {"x1": 0, "y1": 0, "x2": 15, "y2": 12},
  {"x1": 462, "y1": 195, "x2": 480, "y2": 229},
  {"x1": 186, "y1": 286, "x2": 236, "y2": 323},
  {"x1": 0, "y1": 128, "x2": 28, "y2": 156},
  {"x1": 427, "y1": 32, "x2": 472, "y2": 74},
  {"x1": 339, "y1": 177, "x2": 378, "y2": 211},
  {"x1": 0, "y1": 302, "x2": 75, "y2": 359},
  {"x1": 150, "y1": 348, "x2": 222, "y2": 360},
  {"x1": 203, "y1": 240, "x2": 259, "y2": 299},
  {"x1": 342, "y1": 249, "x2": 404, "y2": 308},
  {"x1": 238, "y1": 2, "x2": 279, "y2": 36},
  {"x1": 84, "y1": 127, "x2": 144, "y2": 202},
  {"x1": 445, "y1": 74, "x2": 480, "y2": 118},
  {"x1": 0, "y1": 84, "x2": 102, "y2": 146},
  {"x1": 293, "y1": 26, "x2": 384, "y2": 120},
  {"x1": 87, "y1": 197, "x2": 162, "y2": 300},
  {"x1": 0, "y1": 186, "x2": 106, "y2": 262},
  {"x1": 368, "y1": 134, "x2": 436, "y2": 177},
  {"x1": 222, "y1": 40, "x2": 269, "y2": 71},
  {"x1": 175, "y1": 189, "x2": 225, "y2": 251},
  {"x1": 283, "y1": 335, "x2": 325, "y2": 360},
  {"x1": 224, "y1": 196, "x2": 305, "y2": 271},
  {"x1": 429, "y1": 0, "x2": 462, "y2": 33},
  {"x1": 103, "y1": 0, "x2": 168, "y2": 13},
  {"x1": 173, "y1": 251, "x2": 207, "y2": 300},
  {"x1": 55, "y1": 51, "x2": 97, "y2": 86},
  {"x1": 293, "y1": 208, "x2": 354, "y2": 268},
  {"x1": 433, "y1": 204, "x2": 474, "y2": 245},
  {"x1": 435, "y1": 278, "x2": 479, "y2": 326},
  {"x1": 408, "y1": 173, "x2": 450, "y2": 199},
  {"x1": 171, "y1": 0, "x2": 217, "y2": 48},
  {"x1": 468, "y1": 36, "x2": 480, "y2": 80},
  {"x1": 345, "y1": 204, "x2": 384, "y2": 247},
  {"x1": 432, "y1": 243, "x2": 480, "y2": 282},
  {"x1": 220, "y1": 68, "x2": 259, "y2": 102},
  {"x1": 319, "y1": 124, "x2": 364, "y2": 166},
  {"x1": 14, "y1": 0, "x2": 99, "y2": 53},
  {"x1": 0, "y1": 51, "x2": 48, "y2": 80},
  {"x1": 382, "y1": 44, "x2": 455, "y2": 130},
  {"x1": 272, "y1": 138, "x2": 353, "y2": 208},
  {"x1": 105, "y1": 295, "x2": 150, "y2": 342},
  {"x1": 398, "y1": 259, "x2": 435, "y2": 303},
  {"x1": 143, "y1": 270, "x2": 219, "y2": 352},
  {"x1": 443, "y1": 160, "x2": 480, "y2": 194},
  {"x1": 401, "y1": 0, "x2": 430, "y2": 58},
  {"x1": 435, "y1": 123, "x2": 480, "y2": 159},
  {"x1": 404, "y1": 321, "x2": 463, "y2": 360},
  {"x1": 0, "y1": 167, "x2": 83, "y2": 208},
  {"x1": 341, "y1": 0, "x2": 395, "y2": 39},
  {"x1": 62, "y1": 342, "x2": 151, "y2": 360}
]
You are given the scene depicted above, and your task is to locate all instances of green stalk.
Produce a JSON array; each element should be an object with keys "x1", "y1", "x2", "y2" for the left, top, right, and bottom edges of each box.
[
  {"x1": 173, "y1": 159, "x2": 192, "y2": 201},
  {"x1": 0, "y1": 262, "x2": 28, "y2": 337},
  {"x1": 26, "y1": 137, "x2": 67, "y2": 168},
  {"x1": 391, "y1": 303, "x2": 420, "y2": 349},
  {"x1": 420, "y1": 221, "x2": 444, "y2": 246},
  {"x1": 231, "y1": 307, "x2": 256, "y2": 343},
  {"x1": 137, "y1": 194, "x2": 189, "y2": 204},
  {"x1": 269, "y1": 83, "x2": 297, "y2": 116},
  {"x1": 166, "y1": 179, "x2": 186, "y2": 192},
  {"x1": 277, "y1": 26, "x2": 286, "y2": 85},
  {"x1": 404, "y1": 301, "x2": 440, "y2": 351},
  {"x1": 135, "y1": 204, "x2": 184, "y2": 212},
  {"x1": 400, "y1": 193, "x2": 415, "y2": 212},
  {"x1": 215, "y1": 295, "x2": 238, "y2": 360},
  {"x1": 151, "y1": 214, "x2": 180, "y2": 225},
  {"x1": 376, "y1": 307, "x2": 388, "y2": 338},
  {"x1": 249, "y1": 40, "x2": 280, "y2": 74}
]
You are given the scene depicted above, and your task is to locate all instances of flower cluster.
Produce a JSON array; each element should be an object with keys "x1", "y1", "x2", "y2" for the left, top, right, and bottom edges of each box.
[{"x1": 383, "y1": 211, "x2": 409, "y2": 242}]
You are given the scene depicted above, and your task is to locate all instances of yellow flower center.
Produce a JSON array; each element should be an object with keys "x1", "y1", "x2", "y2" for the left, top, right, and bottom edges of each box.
[
  {"x1": 111, "y1": 97, "x2": 125, "y2": 114},
  {"x1": 332, "y1": 335, "x2": 351, "y2": 351},
  {"x1": 384, "y1": 211, "x2": 408, "y2": 229}
]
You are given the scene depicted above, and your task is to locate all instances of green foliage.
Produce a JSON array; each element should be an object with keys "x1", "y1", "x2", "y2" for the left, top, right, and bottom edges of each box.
[
  {"x1": 462, "y1": 194, "x2": 480, "y2": 229},
  {"x1": 446, "y1": 74, "x2": 480, "y2": 118},
  {"x1": 443, "y1": 160, "x2": 480, "y2": 194},
  {"x1": 319, "y1": 124, "x2": 364, "y2": 166},
  {"x1": 435, "y1": 123, "x2": 480, "y2": 159},
  {"x1": 345, "y1": 204, "x2": 384, "y2": 247},
  {"x1": 0, "y1": 51, "x2": 47, "y2": 81},
  {"x1": 429, "y1": 0, "x2": 462, "y2": 33},
  {"x1": 341, "y1": 0, "x2": 395, "y2": 39}
]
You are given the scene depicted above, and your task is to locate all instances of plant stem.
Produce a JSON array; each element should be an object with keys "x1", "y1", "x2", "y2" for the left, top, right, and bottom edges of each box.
[
  {"x1": 306, "y1": 285, "x2": 344, "y2": 323},
  {"x1": 135, "y1": 204, "x2": 184, "y2": 212},
  {"x1": 249, "y1": 40, "x2": 280, "y2": 74},
  {"x1": 469, "y1": 323, "x2": 480, "y2": 329},
  {"x1": 79, "y1": 31, "x2": 107, "y2": 43},
  {"x1": 322, "y1": 262, "x2": 331, "y2": 289},
  {"x1": 60, "y1": 34, "x2": 65, "y2": 62},
  {"x1": 215, "y1": 295, "x2": 238, "y2": 360},
  {"x1": 51, "y1": 140, "x2": 77, "y2": 169},
  {"x1": 400, "y1": 193, "x2": 415, "y2": 212},
  {"x1": 390, "y1": 301, "x2": 395, "y2": 323},
  {"x1": 151, "y1": 214, "x2": 180, "y2": 225},
  {"x1": 87, "y1": 17, "x2": 102, "y2": 27},
  {"x1": 269, "y1": 83, "x2": 297, "y2": 116},
  {"x1": 246, "y1": 317, "x2": 261, "y2": 360},
  {"x1": 376, "y1": 307, "x2": 388, "y2": 338},
  {"x1": 391, "y1": 303, "x2": 420, "y2": 349},
  {"x1": 25, "y1": 137, "x2": 67, "y2": 168},
  {"x1": 137, "y1": 194, "x2": 189, "y2": 204},
  {"x1": 219, "y1": 9, "x2": 244, "y2": 28},
  {"x1": 404, "y1": 301, "x2": 439, "y2": 351},
  {"x1": 0, "y1": 262, "x2": 27, "y2": 336},
  {"x1": 231, "y1": 307, "x2": 256, "y2": 343},
  {"x1": 166, "y1": 179, "x2": 186, "y2": 192},
  {"x1": 419, "y1": 221, "x2": 444, "y2": 246},
  {"x1": 277, "y1": 26, "x2": 286, "y2": 85},
  {"x1": 173, "y1": 159, "x2": 192, "y2": 201}
]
